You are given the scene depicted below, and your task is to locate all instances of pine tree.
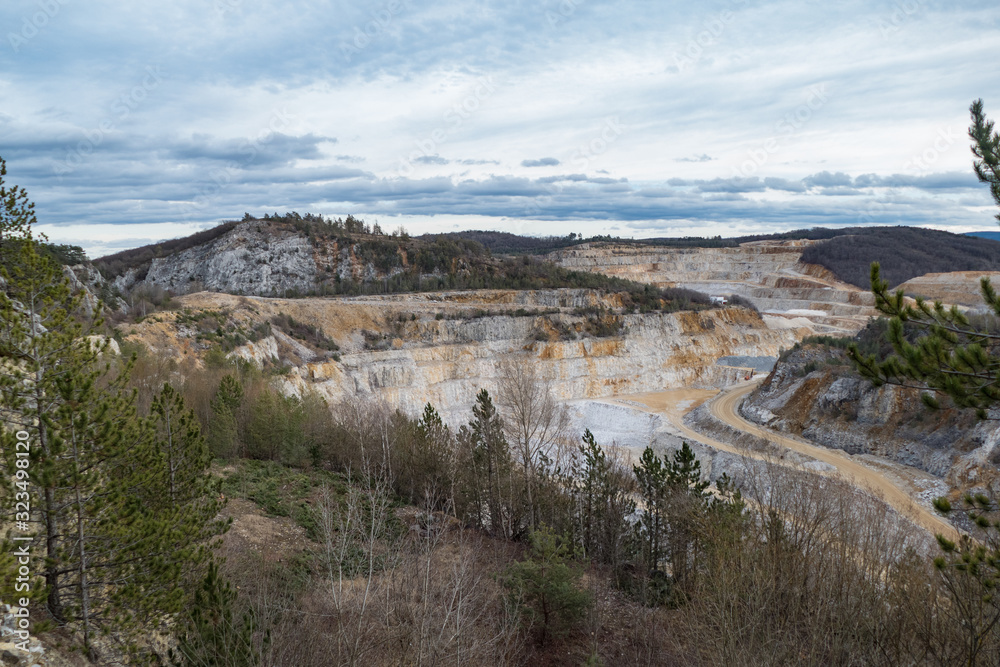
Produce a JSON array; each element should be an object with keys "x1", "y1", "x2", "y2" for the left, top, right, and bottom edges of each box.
[
  {"x1": 0, "y1": 159, "x2": 226, "y2": 657},
  {"x1": 849, "y1": 99, "x2": 1000, "y2": 416},
  {"x1": 0, "y1": 216, "x2": 99, "y2": 624},
  {"x1": 459, "y1": 389, "x2": 522, "y2": 539},
  {"x1": 971, "y1": 98, "x2": 1000, "y2": 221},
  {"x1": 848, "y1": 100, "x2": 1000, "y2": 662},
  {"x1": 208, "y1": 374, "x2": 244, "y2": 458},
  {"x1": 503, "y1": 525, "x2": 592, "y2": 646},
  {"x1": 633, "y1": 446, "x2": 669, "y2": 573},
  {"x1": 170, "y1": 561, "x2": 266, "y2": 667},
  {"x1": 575, "y1": 429, "x2": 635, "y2": 570}
]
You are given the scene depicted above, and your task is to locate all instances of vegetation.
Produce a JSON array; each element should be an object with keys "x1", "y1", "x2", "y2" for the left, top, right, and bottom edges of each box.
[
  {"x1": 800, "y1": 226, "x2": 1000, "y2": 289},
  {"x1": 845, "y1": 99, "x2": 1000, "y2": 666},
  {"x1": 0, "y1": 157, "x2": 226, "y2": 660}
]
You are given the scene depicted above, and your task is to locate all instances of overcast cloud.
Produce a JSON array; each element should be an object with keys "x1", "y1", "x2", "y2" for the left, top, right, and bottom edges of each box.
[{"x1": 1, "y1": 0, "x2": 998, "y2": 257}]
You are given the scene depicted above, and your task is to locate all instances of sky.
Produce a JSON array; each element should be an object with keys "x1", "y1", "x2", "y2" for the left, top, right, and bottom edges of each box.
[{"x1": 1, "y1": 0, "x2": 999, "y2": 258}]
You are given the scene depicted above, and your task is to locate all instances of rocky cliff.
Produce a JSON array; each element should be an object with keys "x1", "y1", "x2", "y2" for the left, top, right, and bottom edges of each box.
[
  {"x1": 548, "y1": 241, "x2": 879, "y2": 334},
  {"x1": 141, "y1": 220, "x2": 319, "y2": 295},
  {"x1": 741, "y1": 344, "x2": 1000, "y2": 488},
  {"x1": 125, "y1": 288, "x2": 802, "y2": 424}
]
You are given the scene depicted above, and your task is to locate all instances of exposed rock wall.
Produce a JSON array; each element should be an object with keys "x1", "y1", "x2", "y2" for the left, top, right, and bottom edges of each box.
[
  {"x1": 144, "y1": 221, "x2": 318, "y2": 295},
  {"x1": 548, "y1": 241, "x2": 878, "y2": 334},
  {"x1": 896, "y1": 271, "x2": 1000, "y2": 309},
  {"x1": 276, "y1": 305, "x2": 800, "y2": 423},
  {"x1": 741, "y1": 346, "x2": 1000, "y2": 486},
  {"x1": 124, "y1": 289, "x2": 801, "y2": 425}
]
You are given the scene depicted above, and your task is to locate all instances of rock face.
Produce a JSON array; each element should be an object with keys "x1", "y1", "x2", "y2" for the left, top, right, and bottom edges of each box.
[
  {"x1": 125, "y1": 289, "x2": 802, "y2": 424},
  {"x1": 548, "y1": 241, "x2": 879, "y2": 334},
  {"x1": 144, "y1": 221, "x2": 318, "y2": 295},
  {"x1": 0, "y1": 603, "x2": 44, "y2": 666},
  {"x1": 741, "y1": 345, "x2": 1000, "y2": 485},
  {"x1": 896, "y1": 271, "x2": 1000, "y2": 309},
  {"x1": 288, "y1": 308, "x2": 797, "y2": 423}
]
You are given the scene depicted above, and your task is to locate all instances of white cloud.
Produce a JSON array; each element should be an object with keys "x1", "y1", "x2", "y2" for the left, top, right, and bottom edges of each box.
[{"x1": 1, "y1": 0, "x2": 998, "y2": 253}]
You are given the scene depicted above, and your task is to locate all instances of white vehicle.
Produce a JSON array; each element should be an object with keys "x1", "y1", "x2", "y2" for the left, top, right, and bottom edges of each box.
[{"x1": 710, "y1": 296, "x2": 728, "y2": 305}]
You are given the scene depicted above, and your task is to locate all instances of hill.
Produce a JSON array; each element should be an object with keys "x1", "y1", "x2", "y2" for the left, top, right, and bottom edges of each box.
[
  {"x1": 91, "y1": 214, "x2": 713, "y2": 313},
  {"x1": 799, "y1": 227, "x2": 1000, "y2": 289}
]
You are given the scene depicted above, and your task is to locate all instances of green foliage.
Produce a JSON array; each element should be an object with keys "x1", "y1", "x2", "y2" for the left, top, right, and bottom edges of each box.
[
  {"x1": 632, "y1": 442, "x2": 715, "y2": 604},
  {"x1": 850, "y1": 101, "x2": 1000, "y2": 664},
  {"x1": 575, "y1": 430, "x2": 636, "y2": 571},
  {"x1": 0, "y1": 161, "x2": 225, "y2": 658},
  {"x1": 971, "y1": 98, "x2": 1000, "y2": 220},
  {"x1": 170, "y1": 561, "x2": 267, "y2": 667},
  {"x1": 220, "y1": 459, "x2": 345, "y2": 540},
  {"x1": 503, "y1": 526, "x2": 592, "y2": 645},
  {"x1": 456, "y1": 390, "x2": 525, "y2": 539},
  {"x1": 849, "y1": 262, "x2": 1000, "y2": 418},
  {"x1": 209, "y1": 375, "x2": 244, "y2": 458}
]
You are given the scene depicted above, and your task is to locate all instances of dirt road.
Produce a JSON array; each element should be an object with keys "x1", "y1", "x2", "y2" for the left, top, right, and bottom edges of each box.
[{"x1": 612, "y1": 382, "x2": 960, "y2": 541}]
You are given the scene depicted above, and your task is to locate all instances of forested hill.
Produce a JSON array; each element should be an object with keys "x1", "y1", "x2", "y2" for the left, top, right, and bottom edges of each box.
[{"x1": 799, "y1": 227, "x2": 1000, "y2": 289}]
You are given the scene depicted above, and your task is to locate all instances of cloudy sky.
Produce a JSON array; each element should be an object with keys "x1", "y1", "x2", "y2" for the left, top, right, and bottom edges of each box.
[{"x1": 1, "y1": 0, "x2": 998, "y2": 258}]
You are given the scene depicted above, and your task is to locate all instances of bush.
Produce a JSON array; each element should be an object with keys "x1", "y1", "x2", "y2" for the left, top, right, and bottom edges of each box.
[{"x1": 503, "y1": 526, "x2": 592, "y2": 645}]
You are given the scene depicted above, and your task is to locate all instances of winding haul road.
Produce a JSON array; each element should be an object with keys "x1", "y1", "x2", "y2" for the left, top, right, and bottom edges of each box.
[{"x1": 616, "y1": 381, "x2": 960, "y2": 541}]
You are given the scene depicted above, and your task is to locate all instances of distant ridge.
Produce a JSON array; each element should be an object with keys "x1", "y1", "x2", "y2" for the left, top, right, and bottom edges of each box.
[
  {"x1": 90, "y1": 216, "x2": 1000, "y2": 294},
  {"x1": 966, "y1": 230, "x2": 1000, "y2": 242}
]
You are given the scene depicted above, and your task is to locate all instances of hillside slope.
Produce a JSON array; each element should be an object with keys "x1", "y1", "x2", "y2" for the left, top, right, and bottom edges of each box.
[{"x1": 740, "y1": 341, "x2": 1000, "y2": 490}]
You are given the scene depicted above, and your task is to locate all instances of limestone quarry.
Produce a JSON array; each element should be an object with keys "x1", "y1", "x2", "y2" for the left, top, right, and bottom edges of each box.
[
  {"x1": 126, "y1": 288, "x2": 802, "y2": 424},
  {"x1": 548, "y1": 240, "x2": 879, "y2": 334},
  {"x1": 102, "y1": 224, "x2": 1000, "y2": 536},
  {"x1": 740, "y1": 344, "x2": 1000, "y2": 496}
]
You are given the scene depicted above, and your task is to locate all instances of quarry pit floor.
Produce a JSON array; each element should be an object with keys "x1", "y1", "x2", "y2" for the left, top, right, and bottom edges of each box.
[{"x1": 605, "y1": 382, "x2": 959, "y2": 541}]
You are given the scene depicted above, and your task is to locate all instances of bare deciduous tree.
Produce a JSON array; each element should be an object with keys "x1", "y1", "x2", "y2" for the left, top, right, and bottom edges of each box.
[{"x1": 496, "y1": 359, "x2": 568, "y2": 530}]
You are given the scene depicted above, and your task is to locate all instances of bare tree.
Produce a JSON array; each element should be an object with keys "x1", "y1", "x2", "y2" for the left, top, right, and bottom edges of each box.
[{"x1": 496, "y1": 359, "x2": 568, "y2": 530}]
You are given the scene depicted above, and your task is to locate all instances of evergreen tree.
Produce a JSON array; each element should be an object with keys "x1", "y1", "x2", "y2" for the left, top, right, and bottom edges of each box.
[
  {"x1": 171, "y1": 561, "x2": 267, "y2": 667},
  {"x1": 849, "y1": 99, "x2": 1000, "y2": 416},
  {"x1": 633, "y1": 446, "x2": 669, "y2": 573},
  {"x1": 0, "y1": 160, "x2": 225, "y2": 657},
  {"x1": 849, "y1": 100, "x2": 1000, "y2": 663},
  {"x1": 576, "y1": 429, "x2": 635, "y2": 569},
  {"x1": 971, "y1": 98, "x2": 1000, "y2": 221},
  {"x1": 503, "y1": 525, "x2": 592, "y2": 646},
  {"x1": 0, "y1": 214, "x2": 99, "y2": 624},
  {"x1": 459, "y1": 390, "x2": 522, "y2": 539},
  {"x1": 633, "y1": 443, "x2": 714, "y2": 601},
  {"x1": 208, "y1": 374, "x2": 244, "y2": 458}
]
